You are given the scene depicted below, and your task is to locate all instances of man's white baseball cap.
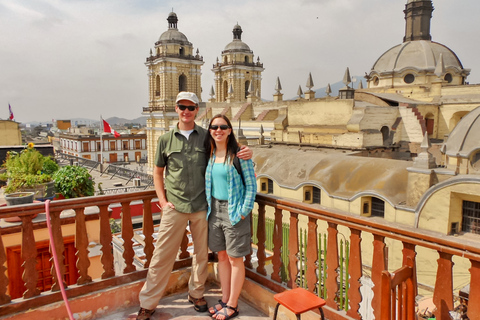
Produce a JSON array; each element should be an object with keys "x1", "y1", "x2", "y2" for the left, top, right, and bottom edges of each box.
[{"x1": 176, "y1": 91, "x2": 199, "y2": 105}]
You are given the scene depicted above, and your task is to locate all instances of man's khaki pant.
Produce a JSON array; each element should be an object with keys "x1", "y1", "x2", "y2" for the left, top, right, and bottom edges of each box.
[{"x1": 138, "y1": 207, "x2": 209, "y2": 310}]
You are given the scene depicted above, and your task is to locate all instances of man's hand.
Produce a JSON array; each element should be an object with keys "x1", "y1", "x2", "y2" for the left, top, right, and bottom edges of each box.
[{"x1": 237, "y1": 145, "x2": 253, "y2": 160}]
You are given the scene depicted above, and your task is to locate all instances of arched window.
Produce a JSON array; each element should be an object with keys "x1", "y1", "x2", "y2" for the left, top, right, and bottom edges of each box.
[
  {"x1": 425, "y1": 113, "x2": 434, "y2": 135},
  {"x1": 371, "y1": 197, "x2": 385, "y2": 217},
  {"x1": 179, "y1": 74, "x2": 187, "y2": 92},
  {"x1": 179, "y1": 47, "x2": 184, "y2": 56},
  {"x1": 260, "y1": 178, "x2": 273, "y2": 194},
  {"x1": 223, "y1": 80, "x2": 228, "y2": 101},
  {"x1": 245, "y1": 80, "x2": 250, "y2": 99},
  {"x1": 244, "y1": 56, "x2": 249, "y2": 63},
  {"x1": 155, "y1": 75, "x2": 160, "y2": 97},
  {"x1": 361, "y1": 196, "x2": 385, "y2": 218},
  {"x1": 381, "y1": 126, "x2": 390, "y2": 147}
]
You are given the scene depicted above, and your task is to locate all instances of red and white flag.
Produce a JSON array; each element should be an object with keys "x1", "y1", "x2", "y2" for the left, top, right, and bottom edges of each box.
[
  {"x1": 8, "y1": 104, "x2": 14, "y2": 121},
  {"x1": 103, "y1": 119, "x2": 120, "y2": 138}
]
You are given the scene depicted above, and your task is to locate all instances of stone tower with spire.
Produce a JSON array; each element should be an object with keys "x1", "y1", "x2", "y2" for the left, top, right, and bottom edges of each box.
[
  {"x1": 145, "y1": 12, "x2": 204, "y2": 114},
  {"x1": 212, "y1": 24, "x2": 264, "y2": 103},
  {"x1": 143, "y1": 12, "x2": 204, "y2": 168}
]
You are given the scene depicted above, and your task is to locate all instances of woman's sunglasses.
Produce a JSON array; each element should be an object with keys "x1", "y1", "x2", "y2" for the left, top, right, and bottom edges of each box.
[
  {"x1": 177, "y1": 104, "x2": 197, "y2": 111},
  {"x1": 210, "y1": 125, "x2": 230, "y2": 130}
]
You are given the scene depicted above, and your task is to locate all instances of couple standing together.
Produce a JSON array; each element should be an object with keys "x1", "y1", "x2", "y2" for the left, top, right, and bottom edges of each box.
[{"x1": 136, "y1": 92, "x2": 257, "y2": 320}]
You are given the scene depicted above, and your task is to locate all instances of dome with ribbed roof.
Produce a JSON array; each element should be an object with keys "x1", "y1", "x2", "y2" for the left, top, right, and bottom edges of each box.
[
  {"x1": 223, "y1": 24, "x2": 251, "y2": 52},
  {"x1": 444, "y1": 106, "x2": 480, "y2": 158},
  {"x1": 372, "y1": 41, "x2": 463, "y2": 75},
  {"x1": 157, "y1": 12, "x2": 190, "y2": 45}
]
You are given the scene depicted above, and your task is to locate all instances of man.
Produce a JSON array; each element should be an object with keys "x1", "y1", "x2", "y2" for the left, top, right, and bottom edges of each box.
[{"x1": 137, "y1": 92, "x2": 252, "y2": 320}]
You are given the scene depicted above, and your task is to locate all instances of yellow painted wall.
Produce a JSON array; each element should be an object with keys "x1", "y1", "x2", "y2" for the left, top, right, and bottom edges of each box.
[{"x1": 0, "y1": 121, "x2": 22, "y2": 146}]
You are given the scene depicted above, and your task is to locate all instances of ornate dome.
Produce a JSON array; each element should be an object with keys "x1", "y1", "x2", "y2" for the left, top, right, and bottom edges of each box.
[
  {"x1": 224, "y1": 40, "x2": 251, "y2": 52},
  {"x1": 157, "y1": 12, "x2": 190, "y2": 45},
  {"x1": 371, "y1": 40, "x2": 463, "y2": 75},
  {"x1": 223, "y1": 24, "x2": 251, "y2": 52},
  {"x1": 158, "y1": 29, "x2": 189, "y2": 43},
  {"x1": 444, "y1": 106, "x2": 480, "y2": 158}
]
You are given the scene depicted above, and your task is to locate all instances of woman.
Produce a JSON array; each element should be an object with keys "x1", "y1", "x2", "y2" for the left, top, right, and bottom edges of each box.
[{"x1": 205, "y1": 114, "x2": 257, "y2": 320}]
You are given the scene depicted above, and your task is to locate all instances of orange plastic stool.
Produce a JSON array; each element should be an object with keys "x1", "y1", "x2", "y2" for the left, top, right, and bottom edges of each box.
[{"x1": 273, "y1": 288, "x2": 326, "y2": 320}]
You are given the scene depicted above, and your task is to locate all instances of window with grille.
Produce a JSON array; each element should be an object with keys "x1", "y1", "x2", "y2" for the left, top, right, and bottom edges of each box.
[
  {"x1": 312, "y1": 187, "x2": 321, "y2": 204},
  {"x1": 371, "y1": 197, "x2": 385, "y2": 217},
  {"x1": 267, "y1": 179, "x2": 273, "y2": 194},
  {"x1": 462, "y1": 200, "x2": 480, "y2": 234}
]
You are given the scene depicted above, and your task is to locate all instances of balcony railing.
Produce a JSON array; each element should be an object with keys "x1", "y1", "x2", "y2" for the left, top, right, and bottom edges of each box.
[{"x1": 0, "y1": 192, "x2": 478, "y2": 319}]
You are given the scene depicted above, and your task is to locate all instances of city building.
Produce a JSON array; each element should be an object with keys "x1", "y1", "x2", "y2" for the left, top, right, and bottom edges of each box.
[{"x1": 59, "y1": 132, "x2": 147, "y2": 163}]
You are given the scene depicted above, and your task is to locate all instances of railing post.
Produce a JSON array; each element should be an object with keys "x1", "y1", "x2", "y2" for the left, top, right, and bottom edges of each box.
[
  {"x1": 121, "y1": 201, "x2": 135, "y2": 273},
  {"x1": 256, "y1": 203, "x2": 267, "y2": 276},
  {"x1": 271, "y1": 208, "x2": 283, "y2": 283},
  {"x1": 402, "y1": 242, "x2": 417, "y2": 319},
  {"x1": 287, "y1": 212, "x2": 299, "y2": 289},
  {"x1": 98, "y1": 204, "x2": 115, "y2": 279},
  {"x1": 20, "y1": 214, "x2": 40, "y2": 298},
  {"x1": 326, "y1": 222, "x2": 339, "y2": 310},
  {"x1": 0, "y1": 228, "x2": 11, "y2": 304},
  {"x1": 347, "y1": 228, "x2": 362, "y2": 319},
  {"x1": 179, "y1": 229, "x2": 190, "y2": 259},
  {"x1": 433, "y1": 251, "x2": 453, "y2": 320},
  {"x1": 74, "y1": 207, "x2": 92, "y2": 285},
  {"x1": 371, "y1": 234, "x2": 386, "y2": 319},
  {"x1": 142, "y1": 198, "x2": 154, "y2": 267},
  {"x1": 48, "y1": 208, "x2": 66, "y2": 292},
  {"x1": 306, "y1": 217, "x2": 318, "y2": 292},
  {"x1": 467, "y1": 259, "x2": 480, "y2": 318}
]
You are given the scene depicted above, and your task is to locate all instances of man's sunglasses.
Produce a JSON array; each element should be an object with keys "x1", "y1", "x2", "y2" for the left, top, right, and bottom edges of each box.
[
  {"x1": 210, "y1": 125, "x2": 230, "y2": 130},
  {"x1": 177, "y1": 104, "x2": 197, "y2": 111}
]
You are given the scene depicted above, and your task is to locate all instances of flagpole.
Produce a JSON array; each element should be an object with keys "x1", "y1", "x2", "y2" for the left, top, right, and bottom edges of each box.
[{"x1": 100, "y1": 115, "x2": 103, "y2": 168}]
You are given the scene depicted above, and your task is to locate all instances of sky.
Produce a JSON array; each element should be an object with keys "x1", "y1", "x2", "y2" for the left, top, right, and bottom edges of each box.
[{"x1": 1, "y1": 0, "x2": 479, "y2": 124}]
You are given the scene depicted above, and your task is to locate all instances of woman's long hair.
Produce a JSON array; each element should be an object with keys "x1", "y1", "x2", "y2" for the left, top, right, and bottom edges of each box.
[{"x1": 205, "y1": 114, "x2": 239, "y2": 164}]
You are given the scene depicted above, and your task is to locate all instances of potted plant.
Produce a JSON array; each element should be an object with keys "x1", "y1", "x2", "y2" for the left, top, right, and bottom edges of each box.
[
  {"x1": 4, "y1": 191, "x2": 35, "y2": 206},
  {"x1": 0, "y1": 144, "x2": 59, "y2": 203},
  {"x1": 53, "y1": 165, "x2": 95, "y2": 199}
]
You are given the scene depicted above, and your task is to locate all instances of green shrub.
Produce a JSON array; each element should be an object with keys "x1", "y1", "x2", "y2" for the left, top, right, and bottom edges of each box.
[
  {"x1": 0, "y1": 145, "x2": 58, "y2": 194},
  {"x1": 53, "y1": 166, "x2": 95, "y2": 198}
]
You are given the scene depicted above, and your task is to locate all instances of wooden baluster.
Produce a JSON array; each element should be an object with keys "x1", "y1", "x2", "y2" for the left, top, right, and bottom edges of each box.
[
  {"x1": 244, "y1": 209, "x2": 253, "y2": 269},
  {"x1": 347, "y1": 228, "x2": 362, "y2": 319},
  {"x1": 371, "y1": 234, "x2": 387, "y2": 320},
  {"x1": 20, "y1": 215, "x2": 40, "y2": 298},
  {"x1": 179, "y1": 229, "x2": 190, "y2": 259},
  {"x1": 49, "y1": 208, "x2": 66, "y2": 292},
  {"x1": 402, "y1": 242, "x2": 417, "y2": 319},
  {"x1": 256, "y1": 203, "x2": 267, "y2": 276},
  {"x1": 98, "y1": 204, "x2": 115, "y2": 279},
  {"x1": 467, "y1": 259, "x2": 480, "y2": 318},
  {"x1": 0, "y1": 228, "x2": 11, "y2": 304},
  {"x1": 306, "y1": 217, "x2": 318, "y2": 292},
  {"x1": 121, "y1": 201, "x2": 135, "y2": 273},
  {"x1": 271, "y1": 208, "x2": 283, "y2": 283},
  {"x1": 326, "y1": 222, "x2": 339, "y2": 309},
  {"x1": 432, "y1": 251, "x2": 453, "y2": 320},
  {"x1": 287, "y1": 212, "x2": 299, "y2": 289},
  {"x1": 74, "y1": 207, "x2": 92, "y2": 285},
  {"x1": 142, "y1": 198, "x2": 154, "y2": 268}
]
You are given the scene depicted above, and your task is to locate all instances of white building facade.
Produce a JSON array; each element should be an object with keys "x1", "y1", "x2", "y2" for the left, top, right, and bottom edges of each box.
[{"x1": 59, "y1": 133, "x2": 147, "y2": 163}]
